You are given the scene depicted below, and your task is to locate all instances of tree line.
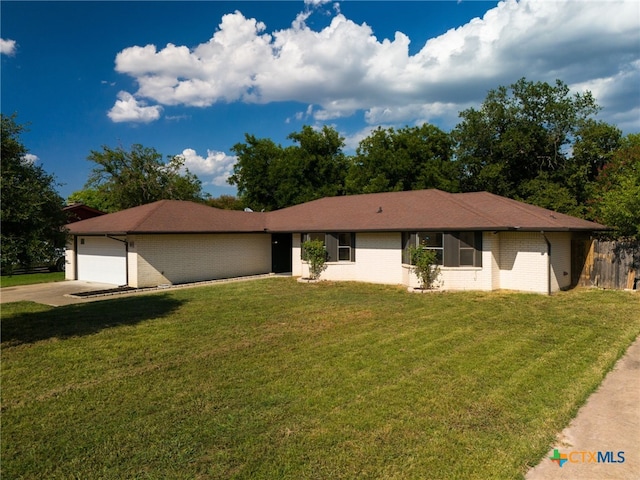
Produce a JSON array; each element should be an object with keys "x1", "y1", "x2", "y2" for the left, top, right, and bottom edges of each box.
[
  {"x1": 229, "y1": 79, "x2": 638, "y2": 239},
  {"x1": 2, "y1": 78, "x2": 638, "y2": 271}
]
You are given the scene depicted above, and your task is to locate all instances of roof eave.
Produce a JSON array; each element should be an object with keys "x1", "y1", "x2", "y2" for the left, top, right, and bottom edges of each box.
[
  {"x1": 69, "y1": 229, "x2": 268, "y2": 235},
  {"x1": 68, "y1": 231, "x2": 129, "y2": 236}
]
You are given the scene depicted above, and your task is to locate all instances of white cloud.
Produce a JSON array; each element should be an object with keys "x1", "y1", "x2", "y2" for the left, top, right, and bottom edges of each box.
[
  {"x1": 178, "y1": 148, "x2": 237, "y2": 187},
  {"x1": 21, "y1": 153, "x2": 39, "y2": 165},
  {"x1": 1, "y1": 38, "x2": 16, "y2": 56},
  {"x1": 111, "y1": 0, "x2": 640, "y2": 130},
  {"x1": 304, "y1": 0, "x2": 332, "y2": 7},
  {"x1": 570, "y1": 59, "x2": 640, "y2": 133},
  {"x1": 107, "y1": 91, "x2": 162, "y2": 123}
]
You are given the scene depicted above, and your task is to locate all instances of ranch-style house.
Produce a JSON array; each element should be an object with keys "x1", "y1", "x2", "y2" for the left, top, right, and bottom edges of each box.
[{"x1": 65, "y1": 189, "x2": 607, "y2": 294}]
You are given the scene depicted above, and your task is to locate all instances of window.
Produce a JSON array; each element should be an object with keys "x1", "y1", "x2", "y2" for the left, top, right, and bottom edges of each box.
[
  {"x1": 338, "y1": 233, "x2": 352, "y2": 261},
  {"x1": 301, "y1": 233, "x2": 356, "y2": 262},
  {"x1": 402, "y1": 232, "x2": 482, "y2": 267},
  {"x1": 303, "y1": 233, "x2": 325, "y2": 244},
  {"x1": 402, "y1": 232, "x2": 444, "y2": 265},
  {"x1": 301, "y1": 233, "x2": 325, "y2": 262},
  {"x1": 418, "y1": 232, "x2": 443, "y2": 265},
  {"x1": 458, "y1": 232, "x2": 475, "y2": 266}
]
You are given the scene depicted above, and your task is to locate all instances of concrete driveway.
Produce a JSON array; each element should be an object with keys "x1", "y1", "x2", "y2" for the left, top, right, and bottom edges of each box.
[
  {"x1": 526, "y1": 336, "x2": 640, "y2": 480},
  {"x1": 0, "y1": 274, "x2": 277, "y2": 307},
  {"x1": 0, "y1": 280, "x2": 121, "y2": 307}
]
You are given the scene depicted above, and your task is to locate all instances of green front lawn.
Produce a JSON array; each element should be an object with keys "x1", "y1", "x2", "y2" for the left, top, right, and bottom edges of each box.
[
  {"x1": 2, "y1": 279, "x2": 639, "y2": 479},
  {"x1": 0, "y1": 271, "x2": 65, "y2": 288}
]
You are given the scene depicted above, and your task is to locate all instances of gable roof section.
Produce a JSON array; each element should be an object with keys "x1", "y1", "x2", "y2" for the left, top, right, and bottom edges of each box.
[
  {"x1": 67, "y1": 190, "x2": 607, "y2": 235},
  {"x1": 63, "y1": 203, "x2": 106, "y2": 223},
  {"x1": 67, "y1": 200, "x2": 267, "y2": 234}
]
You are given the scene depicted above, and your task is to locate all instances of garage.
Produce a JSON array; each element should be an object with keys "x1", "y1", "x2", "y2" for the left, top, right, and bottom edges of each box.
[{"x1": 77, "y1": 236, "x2": 127, "y2": 285}]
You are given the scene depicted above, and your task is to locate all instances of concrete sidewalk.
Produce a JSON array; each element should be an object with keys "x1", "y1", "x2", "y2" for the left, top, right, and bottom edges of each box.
[{"x1": 526, "y1": 336, "x2": 640, "y2": 480}]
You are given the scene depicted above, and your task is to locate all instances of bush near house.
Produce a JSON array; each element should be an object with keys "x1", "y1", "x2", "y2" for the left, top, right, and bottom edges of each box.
[
  {"x1": 409, "y1": 244, "x2": 442, "y2": 289},
  {"x1": 2, "y1": 278, "x2": 639, "y2": 479},
  {"x1": 301, "y1": 239, "x2": 328, "y2": 280}
]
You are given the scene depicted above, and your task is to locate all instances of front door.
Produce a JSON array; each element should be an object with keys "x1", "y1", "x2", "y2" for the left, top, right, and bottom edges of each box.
[{"x1": 271, "y1": 233, "x2": 292, "y2": 273}]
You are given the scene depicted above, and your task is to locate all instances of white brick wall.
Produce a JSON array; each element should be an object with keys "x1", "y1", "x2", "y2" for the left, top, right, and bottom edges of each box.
[
  {"x1": 65, "y1": 237, "x2": 76, "y2": 281},
  {"x1": 354, "y1": 233, "x2": 403, "y2": 284},
  {"x1": 497, "y1": 232, "x2": 548, "y2": 293},
  {"x1": 489, "y1": 233, "x2": 501, "y2": 290},
  {"x1": 405, "y1": 232, "x2": 494, "y2": 291},
  {"x1": 292, "y1": 234, "x2": 304, "y2": 278},
  {"x1": 495, "y1": 231, "x2": 573, "y2": 293},
  {"x1": 130, "y1": 233, "x2": 271, "y2": 287},
  {"x1": 293, "y1": 230, "x2": 569, "y2": 293},
  {"x1": 293, "y1": 232, "x2": 404, "y2": 284},
  {"x1": 62, "y1": 229, "x2": 571, "y2": 292}
]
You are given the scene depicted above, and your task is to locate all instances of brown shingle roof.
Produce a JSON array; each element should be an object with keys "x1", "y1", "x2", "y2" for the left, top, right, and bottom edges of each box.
[
  {"x1": 67, "y1": 200, "x2": 267, "y2": 234},
  {"x1": 266, "y1": 190, "x2": 606, "y2": 232},
  {"x1": 67, "y1": 190, "x2": 607, "y2": 235}
]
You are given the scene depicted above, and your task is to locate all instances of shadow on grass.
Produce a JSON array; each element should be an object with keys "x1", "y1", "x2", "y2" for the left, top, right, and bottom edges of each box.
[{"x1": 1, "y1": 295, "x2": 185, "y2": 346}]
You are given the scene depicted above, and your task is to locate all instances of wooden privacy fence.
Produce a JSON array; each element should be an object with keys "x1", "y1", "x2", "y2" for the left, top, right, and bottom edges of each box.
[{"x1": 572, "y1": 238, "x2": 640, "y2": 290}]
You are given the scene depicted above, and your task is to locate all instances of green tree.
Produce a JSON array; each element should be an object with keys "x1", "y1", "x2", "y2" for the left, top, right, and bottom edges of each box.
[
  {"x1": 229, "y1": 126, "x2": 348, "y2": 211},
  {"x1": 67, "y1": 188, "x2": 113, "y2": 213},
  {"x1": 286, "y1": 125, "x2": 348, "y2": 201},
  {"x1": 73, "y1": 144, "x2": 204, "y2": 212},
  {"x1": 591, "y1": 134, "x2": 640, "y2": 239},
  {"x1": 1, "y1": 114, "x2": 67, "y2": 273},
  {"x1": 205, "y1": 195, "x2": 245, "y2": 211},
  {"x1": 453, "y1": 78, "x2": 605, "y2": 212},
  {"x1": 346, "y1": 124, "x2": 457, "y2": 194},
  {"x1": 568, "y1": 119, "x2": 622, "y2": 209},
  {"x1": 228, "y1": 135, "x2": 283, "y2": 211}
]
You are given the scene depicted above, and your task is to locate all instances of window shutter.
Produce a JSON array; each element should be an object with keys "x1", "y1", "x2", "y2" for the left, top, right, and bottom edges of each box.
[
  {"x1": 351, "y1": 233, "x2": 356, "y2": 262},
  {"x1": 443, "y1": 233, "x2": 459, "y2": 267},
  {"x1": 402, "y1": 232, "x2": 416, "y2": 264},
  {"x1": 325, "y1": 233, "x2": 338, "y2": 262},
  {"x1": 474, "y1": 231, "x2": 483, "y2": 267}
]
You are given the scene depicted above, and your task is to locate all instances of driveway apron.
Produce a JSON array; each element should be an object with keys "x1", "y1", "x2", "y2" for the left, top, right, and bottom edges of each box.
[{"x1": 0, "y1": 280, "x2": 120, "y2": 306}]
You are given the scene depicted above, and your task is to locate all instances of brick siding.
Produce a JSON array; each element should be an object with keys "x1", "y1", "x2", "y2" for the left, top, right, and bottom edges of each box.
[{"x1": 129, "y1": 233, "x2": 271, "y2": 288}]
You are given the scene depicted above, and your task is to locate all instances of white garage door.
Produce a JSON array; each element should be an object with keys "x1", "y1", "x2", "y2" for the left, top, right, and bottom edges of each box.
[{"x1": 77, "y1": 236, "x2": 127, "y2": 285}]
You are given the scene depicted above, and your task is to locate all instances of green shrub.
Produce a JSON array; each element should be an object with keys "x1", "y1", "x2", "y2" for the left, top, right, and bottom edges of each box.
[
  {"x1": 301, "y1": 239, "x2": 327, "y2": 280},
  {"x1": 409, "y1": 244, "x2": 441, "y2": 290}
]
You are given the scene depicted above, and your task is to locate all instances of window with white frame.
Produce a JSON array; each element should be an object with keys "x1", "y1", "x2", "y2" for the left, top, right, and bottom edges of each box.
[
  {"x1": 458, "y1": 231, "x2": 476, "y2": 266},
  {"x1": 338, "y1": 233, "x2": 353, "y2": 261}
]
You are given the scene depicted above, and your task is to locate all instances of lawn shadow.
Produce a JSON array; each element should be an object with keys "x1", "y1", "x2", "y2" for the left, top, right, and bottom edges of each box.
[{"x1": 1, "y1": 295, "x2": 185, "y2": 346}]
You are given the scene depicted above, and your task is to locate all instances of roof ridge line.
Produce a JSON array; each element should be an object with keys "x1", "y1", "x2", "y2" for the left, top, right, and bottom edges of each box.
[
  {"x1": 449, "y1": 192, "x2": 502, "y2": 228},
  {"x1": 128, "y1": 200, "x2": 170, "y2": 232},
  {"x1": 491, "y1": 194, "x2": 567, "y2": 227}
]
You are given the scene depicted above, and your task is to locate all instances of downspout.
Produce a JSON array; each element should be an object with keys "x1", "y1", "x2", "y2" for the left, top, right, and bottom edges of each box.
[
  {"x1": 106, "y1": 235, "x2": 129, "y2": 286},
  {"x1": 541, "y1": 232, "x2": 551, "y2": 295},
  {"x1": 73, "y1": 235, "x2": 78, "y2": 280}
]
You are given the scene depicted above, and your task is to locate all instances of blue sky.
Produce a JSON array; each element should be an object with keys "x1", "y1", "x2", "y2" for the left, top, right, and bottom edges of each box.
[{"x1": 2, "y1": 0, "x2": 639, "y2": 200}]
